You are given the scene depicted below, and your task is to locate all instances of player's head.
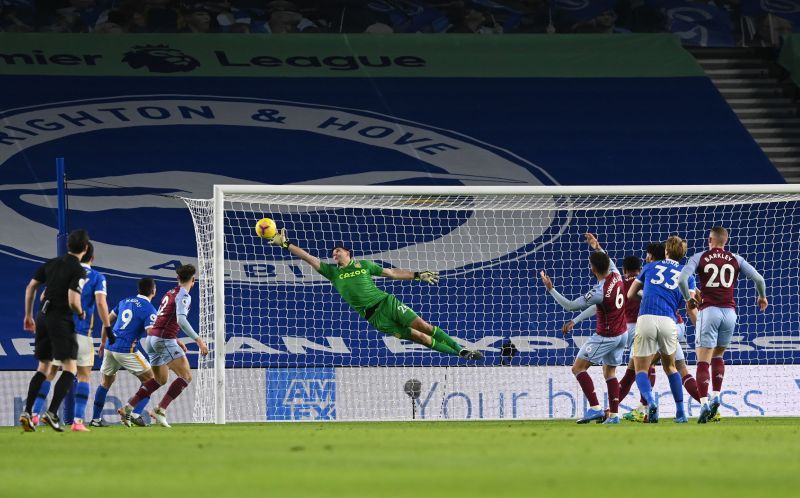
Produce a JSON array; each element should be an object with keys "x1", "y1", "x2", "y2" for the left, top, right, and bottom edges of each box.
[
  {"x1": 80, "y1": 242, "x2": 94, "y2": 264},
  {"x1": 332, "y1": 244, "x2": 352, "y2": 266},
  {"x1": 665, "y1": 235, "x2": 686, "y2": 261},
  {"x1": 589, "y1": 251, "x2": 611, "y2": 277},
  {"x1": 622, "y1": 255, "x2": 642, "y2": 275},
  {"x1": 67, "y1": 229, "x2": 90, "y2": 255},
  {"x1": 138, "y1": 277, "x2": 156, "y2": 298},
  {"x1": 645, "y1": 242, "x2": 665, "y2": 262},
  {"x1": 709, "y1": 226, "x2": 728, "y2": 247},
  {"x1": 176, "y1": 264, "x2": 197, "y2": 287}
]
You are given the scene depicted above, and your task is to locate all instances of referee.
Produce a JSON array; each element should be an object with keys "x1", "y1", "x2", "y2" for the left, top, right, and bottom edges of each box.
[{"x1": 19, "y1": 229, "x2": 90, "y2": 432}]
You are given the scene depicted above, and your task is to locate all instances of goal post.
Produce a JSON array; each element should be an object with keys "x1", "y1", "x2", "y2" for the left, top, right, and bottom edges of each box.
[{"x1": 184, "y1": 184, "x2": 800, "y2": 424}]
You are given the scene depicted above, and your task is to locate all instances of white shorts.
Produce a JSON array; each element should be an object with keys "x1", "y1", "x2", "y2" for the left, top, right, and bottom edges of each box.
[
  {"x1": 100, "y1": 349, "x2": 151, "y2": 377},
  {"x1": 51, "y1": 334, "x2": 94, "y2": 368},
  {"x1": 633, "y1": 315, "x2": 678, "y2": 357}
]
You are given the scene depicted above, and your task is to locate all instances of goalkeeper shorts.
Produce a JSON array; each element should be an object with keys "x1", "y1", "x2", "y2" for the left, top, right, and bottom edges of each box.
[{"x1": 366, "y1": 294, "x2": 419, "y2": 340}]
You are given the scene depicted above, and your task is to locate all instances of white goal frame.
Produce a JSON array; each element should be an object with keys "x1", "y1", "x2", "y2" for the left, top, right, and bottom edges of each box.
[{"x1": 208, "y1": 183, "x2": 800, "y2": 424}]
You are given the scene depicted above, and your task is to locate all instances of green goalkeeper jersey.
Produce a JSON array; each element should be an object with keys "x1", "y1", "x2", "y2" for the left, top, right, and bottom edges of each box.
[{"x1": 317, "y1": 260, "x2": 388, "y2": 317}]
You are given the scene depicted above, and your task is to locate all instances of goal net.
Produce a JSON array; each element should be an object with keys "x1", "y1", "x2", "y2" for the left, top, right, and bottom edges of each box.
[{"x1": 182, "y1": 185, "x2": 800, "y2": 423}]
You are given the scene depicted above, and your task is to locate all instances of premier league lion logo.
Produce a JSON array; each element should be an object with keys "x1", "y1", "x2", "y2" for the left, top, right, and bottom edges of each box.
[{"x1": 122, "y1": 45, "x2": 200, "y2": 73}]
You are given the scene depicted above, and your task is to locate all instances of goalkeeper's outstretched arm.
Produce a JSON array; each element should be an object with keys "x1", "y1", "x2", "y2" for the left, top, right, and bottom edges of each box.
[
  {"x1": 271, "y1": 228, "x2": 321, "y2": 271},
  {"x1": 382, "y1": 268, "x2": 439, "y2": 284}
]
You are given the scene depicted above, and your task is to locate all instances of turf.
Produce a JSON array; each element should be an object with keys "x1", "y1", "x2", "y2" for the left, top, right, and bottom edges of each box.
[{"x1": 1, "y1": 418, "x2": 798, "y2": 498}]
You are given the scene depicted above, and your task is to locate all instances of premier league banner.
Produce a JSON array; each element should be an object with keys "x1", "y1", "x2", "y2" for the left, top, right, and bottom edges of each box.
[{"x1": 0, "y1": 34, "x2": 784, "y2": 371}]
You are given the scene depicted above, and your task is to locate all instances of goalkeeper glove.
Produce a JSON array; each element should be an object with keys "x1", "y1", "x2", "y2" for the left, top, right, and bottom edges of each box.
[
  {"x1": 414, "y1": 271, "x2": 439, "y2": 285},
  {"x1": 104, "y1": 326, "x2": 116, "y2": 345},
  {"x1": 270, "y1": 228, "x2": 291, "y2": 249}
]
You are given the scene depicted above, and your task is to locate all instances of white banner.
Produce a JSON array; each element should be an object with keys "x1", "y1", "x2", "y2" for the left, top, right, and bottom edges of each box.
[{"x1": 334, "y1": 365, "x2": 800, "y2": 421}]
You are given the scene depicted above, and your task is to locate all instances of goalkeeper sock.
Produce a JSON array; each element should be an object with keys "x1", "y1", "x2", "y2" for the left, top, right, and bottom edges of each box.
[
  {"x1": 429, "y1": 338, "x2": 460, "y2": 356},
  {"x1": 432, "y1": 327, "x2": 461, "y2": 352}
]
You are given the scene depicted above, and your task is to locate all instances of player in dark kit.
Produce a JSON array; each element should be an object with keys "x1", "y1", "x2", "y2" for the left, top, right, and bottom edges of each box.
[
  {"x1": 540, "y1": 233, "x2": 628, "y2": 424},
  {"x1": 679, "y1": 226, "x2": 768, "y2": 423},
  {"x1": 19, "y1": 229, "x2": 90, "y2": 432}
]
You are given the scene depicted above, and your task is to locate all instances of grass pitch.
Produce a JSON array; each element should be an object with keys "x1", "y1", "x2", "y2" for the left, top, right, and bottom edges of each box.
[{"x1": 1, "y1": 418, "x2": 798, "y2": 498}]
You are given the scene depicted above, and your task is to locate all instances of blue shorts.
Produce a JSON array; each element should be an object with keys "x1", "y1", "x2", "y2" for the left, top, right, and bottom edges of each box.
[
  {"x1": 577, "y1": 333, "x2": 627, "y2": 367},
  {"x1": 143, "y1": 336, "x2": 185, "y2": 367},
  {"x1": 696, "y1": 307, "x2": 737, "y2": 349}
]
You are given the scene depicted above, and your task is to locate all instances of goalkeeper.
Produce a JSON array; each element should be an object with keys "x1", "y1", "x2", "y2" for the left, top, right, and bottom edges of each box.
[{"x1": 270, "y1": 229, "x2": 483, "y2": 360}]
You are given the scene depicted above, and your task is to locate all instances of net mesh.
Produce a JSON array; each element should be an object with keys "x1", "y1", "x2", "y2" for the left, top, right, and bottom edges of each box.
[{"x1": 183, "y1": 191, "x2": 800, "y2": 423}]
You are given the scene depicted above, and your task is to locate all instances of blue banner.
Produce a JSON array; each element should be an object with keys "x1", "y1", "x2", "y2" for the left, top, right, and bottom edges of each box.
[
  {"x1": 554, "y1": 0, "x2": 618, "y2": 22},
  {"x1": 649, "y1": 0, "x2": 735, "y2": 46}
]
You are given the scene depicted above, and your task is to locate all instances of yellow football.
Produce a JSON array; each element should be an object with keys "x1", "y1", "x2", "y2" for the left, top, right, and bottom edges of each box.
[{"x1": 255, "y1": 217, "x2": 277, "y2": 239}]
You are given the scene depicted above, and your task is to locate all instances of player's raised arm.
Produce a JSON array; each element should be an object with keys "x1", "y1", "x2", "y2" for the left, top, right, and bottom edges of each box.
[
  {"x1": 540, "y1": 270, "x2": 601, "y2": 312},
  {"x1": 382, "y1": 267, "x2": 439, "y2": 284},
  {"x1": 585, "y1": 233, "x2": 618, "y2": 274},
  {"x1": 271, "y1": 228, "x2": 321, "y2": 272}
]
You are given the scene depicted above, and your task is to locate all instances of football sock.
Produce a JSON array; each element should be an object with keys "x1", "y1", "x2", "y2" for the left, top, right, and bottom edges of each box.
[
  {"x1": 711, "y1": 357, "x2": 725, "y2": 395},
  {"x1": 92, "y1": 385, "x2": 109, "y2": 420},
  {"x1": 682, "y1": 374, "x2": 700, "y2": 402},
  {"x1": 73, "y1": 381, "x2": 90, "y2": 422},
  {"x1": 25, "y1": 371, "x2": 47, "y2": 414},
  {"x1": 48, "y1": 371, "x2": 76, "y2": 414},
  {"x1": 429, "y1": 338, "x2": 460, "y2": 356},
  {"x1": 159, "y1": 378, "x2": 190, "y2": 410},
  {"x1": 696, "y1": 361, "x2": 711, "y2": 400},
  {"x1": 32, "y1": 380, "x2": 51, "y2": 415},
  {"x1": 432, "y1": 327, "x2": 461, "y2": 352},
  {"x1": 62, "y1": 378, "x2": 77, "y2": 424},
  {"x1": 129, "y1": 378, "x2": 161, "y2": 407},
  {"x1": 575, "y1": 371, "x2": 599, "y2": 407},
  {"x1": 668, "y1": 372, "x2": 685, "y2": 418},
  {"x1": 133, "y1": 396, "x2": 150, "y2": 415},
  {"x1": 618, "y1": 368, "x2": 636, "y2": 401},
  {"x1": 606, "y1": 377, "x2": 620, "y2": 415},
  {"x1": 635, "y1": 372, "x2": 655, "y2": 406}
]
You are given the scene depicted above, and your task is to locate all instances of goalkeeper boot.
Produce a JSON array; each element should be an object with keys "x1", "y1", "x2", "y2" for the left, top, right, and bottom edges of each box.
[
  {"x1": 710, "y1": 412, "x2": 722, "y2": 423},
  {"x1": 577, "y1": 407, "x2": 605, "y2": 424},
  {"x1": 697, "y1": 403, "x2": 712, "y2": 424},
  {"x1": 41, "y1": 410, "x2": 64, "y2": 432},
  {"x1": 602, "y1": 415, "x2": 620, "y2": 425},
  {"x1": 149, "y1": 407, "x2": 171, "y2": 428},
  {"x1": 19, "y1": 412, "x2": 36, "y2": 432},
  {"x1": 71, "y1": 420, "x2": 90, "y2": 432},
  {"x1": 89, "y1": 418, "x2": 110, "y2": 428},
  {"x1": 623, "y1": 407, "x2": 646, "y2": 423},
  {"x1": 646, "y1": 401, "x2": 659, "y2": 424},
  {"x1": 458, "y1": 349, "x2": 484, "y2": 361},
  {"x1": 117, "y1": 405, "x2": 133, "y2": 427}
]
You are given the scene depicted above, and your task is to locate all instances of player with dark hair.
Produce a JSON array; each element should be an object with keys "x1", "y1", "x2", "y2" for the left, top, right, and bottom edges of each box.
[
  {"x1": 540, "y1": 233, "x2": 628, "y2": 424},
  {"x1": 19, "y1": 229, "x2": 89, "y2": 432},
  {"x1": 268, "y1": 230, "x2": 482, "y2": 360},
  {"x1": 91, "y1": 277, "x2": 158, "y2": 427},
  {"x1": 118, "y1": 264, "x2": 208, "y2": 428},
  {"x1": 679, "y1": 226, "x2": 768, "y2": 423},
  {"x1": 626, "y1": 236, "x2": 694, "y2": 423}
]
